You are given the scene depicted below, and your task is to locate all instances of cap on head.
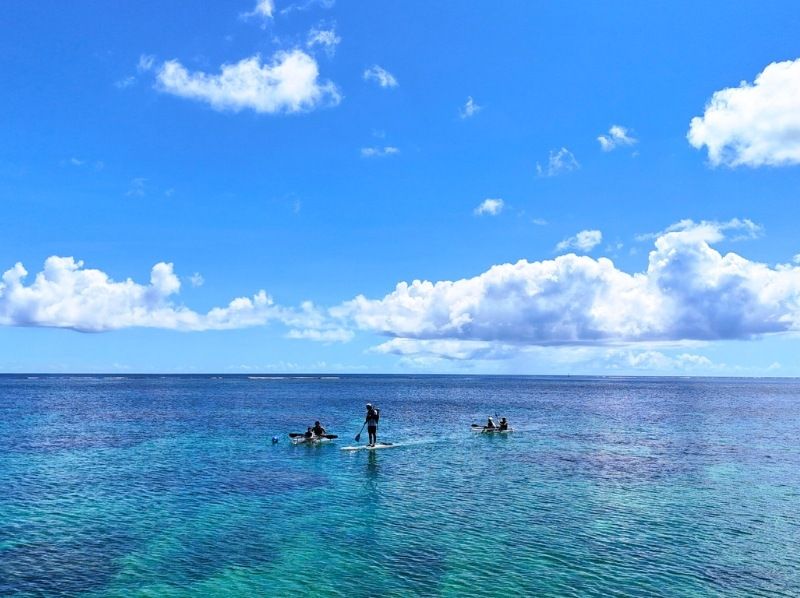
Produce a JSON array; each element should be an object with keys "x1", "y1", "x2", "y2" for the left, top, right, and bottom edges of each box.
[
  {"x1": 366, "y1": 403, "x2": 372, "y2": 408},
  {"x1": 315, "y1": 421, "x2": 320, "y2": 425}
]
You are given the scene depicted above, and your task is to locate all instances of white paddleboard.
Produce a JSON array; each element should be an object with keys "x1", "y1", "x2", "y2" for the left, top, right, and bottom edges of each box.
[{"x1": 341, "y1": 443, "x2": 395, "y2": 451}]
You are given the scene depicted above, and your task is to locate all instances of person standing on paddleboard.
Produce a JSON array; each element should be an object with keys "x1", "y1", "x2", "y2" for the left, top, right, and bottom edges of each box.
[{"x1": 365, "y1": 403, "x2": 380, "y2": 446}]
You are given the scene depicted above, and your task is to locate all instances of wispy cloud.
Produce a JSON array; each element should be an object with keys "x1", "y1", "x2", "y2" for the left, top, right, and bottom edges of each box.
[
  {"x1": 114, "y1": 76, "x2": 136, "y2": 89},
  {"x1": 474, "y1": 198, "x2": 504, "y2": 216},
  {"x1": 307, "y1": 25, "x2": 340, "y2": 56},
  {"x1": 241, "y1": 0, "x2": 274, "y2": 25},
  {"x1": 555, "y1": 229, "x2": 602, "y2": 252},
  {"x1": 688, "y1": 58, "x2": 800, "y2": 167},
  {"x1": 280, "y1": 0, "x2": 335, "y2": 15},
  {"x1": 153, "y1": 50, "x2": 340, "y2": 114},
  {"x1": 360, "y1": 146, "x2": 399, "y2": 158},
  {"x1": 188, "y1": 273, "x2": 204, "y2": 288},
  {"x1": 363, "y1": 65, "x2": 398, "y2": 88},
  {"x1": 597, "y1": 125, "x2": 637, "y2": 151},
  {"x1": 126, "y1": 178, "x2": 146, "y2": 197},
  {"x1": 460, "y1": 96, "x2": 481, "y2": 119},
  {"x1": 536, "y1": 147, "x2": 579, "y2": 177},
  {"x1": 137, "y1": 54, "x2": 156, "y2": 72}
]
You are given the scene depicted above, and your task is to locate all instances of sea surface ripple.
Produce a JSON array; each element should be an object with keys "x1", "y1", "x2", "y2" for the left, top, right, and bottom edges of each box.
[{"x1": 1, "y1": 375, "x2": 798, "y2": 596}]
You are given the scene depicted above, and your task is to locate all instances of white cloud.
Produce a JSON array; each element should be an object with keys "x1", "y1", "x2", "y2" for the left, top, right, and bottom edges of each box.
[
  {"x1": 115, "y1": 76, "x2": 136, "y2": 89},
  {"x1": 556, "y1": 229, "x2": 602, "y2": 252},
  {"x1": 363, "y1": 65, "x2": 398, "y2": 88},
  {"x1": 532, "y1": 218, "x2": 548, "y2": 226},
  {"x1": 635, "y1": 218, "x2": 762, "y2": 243},
  {"x1": 597, "y1": 125, "x2": 637, "y2": 151},
  {"x1": 307, "y1": 26, "x2": 340, "y2": 56},
  {"x1": 155, "y1": 50, "x2": 340, "y2": 114},
  {"x1": 188, "y1": 273, "x2": 204, "y2": 287},
  {"x1": 0, "y1": 257, "x2": 346, "y2": 339},
  {"x1": 241, "y1": 0, "x2": 274, "y2": 23},
  {"x1": 474, "y1": 198, "x2": 504, "y2": 216},
  {"x1": 337, "y1": 219, "x2": 800, "y2": 353},
  {"x1": 460, "y1": 96, "x2": 481, "y2": 119},
  {"x1": 280, "y1": 0, "x2": 335, "y2": 15},
  {"x1": 360, "y1": 146, "x2": 399, "y2": 158},
  {"x1": 126, "y1": 178, "x2": 147, "y2": 197},
  {"x1": 688, "y1": 58, "x2": 800, "y2": 167},
  {"x1": 286, "y1": 328, "x2": 353, "y2": 342},
  {"x1": 536, "y1": 147, "x2": 579, "y2": 177},
  {"x1": 137, "y1": 54, "x2": 156, "y2": 72}
]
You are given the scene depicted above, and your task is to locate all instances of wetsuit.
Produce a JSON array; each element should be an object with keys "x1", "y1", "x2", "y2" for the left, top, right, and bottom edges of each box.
[
  {"x1": 366, "y1": 407, "x2": 380, "y2": 445},
  {"x1": 312, "y1": 424, "x2": 326, "y2": 436}
]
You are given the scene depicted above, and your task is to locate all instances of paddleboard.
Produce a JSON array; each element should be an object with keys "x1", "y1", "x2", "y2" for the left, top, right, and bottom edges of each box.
[{"x1": 341, "y1": 443, "x2": 395, "y2": 451}]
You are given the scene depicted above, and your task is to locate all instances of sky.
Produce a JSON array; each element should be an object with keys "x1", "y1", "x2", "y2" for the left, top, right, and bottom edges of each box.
[{"x1": 2, "y1": 1, "x2": 800, "y2": 375}]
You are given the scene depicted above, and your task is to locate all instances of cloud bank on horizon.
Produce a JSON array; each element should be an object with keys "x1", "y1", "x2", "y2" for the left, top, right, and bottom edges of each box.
[{"x1": 3, "y1": 220, "x2": 800, "y2": 362}]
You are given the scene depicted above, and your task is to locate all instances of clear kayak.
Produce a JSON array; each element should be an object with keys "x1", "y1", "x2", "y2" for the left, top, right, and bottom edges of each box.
[
  {"x1": 290, "y1": 434, "x2": 336, "y2": 445},
  {"x1": 472, "y1": 426, "x2": 513, "y2": 434}
]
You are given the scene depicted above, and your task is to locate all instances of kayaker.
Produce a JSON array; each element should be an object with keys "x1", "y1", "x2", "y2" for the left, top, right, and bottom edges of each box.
[
  {"x1": 498, "y1": 417, "x2": 509, "y2": 431},
  {"x1": 312, "y1": 421, "x2": 326, "y2": 436},
  {"x1": 486, "y1": 416, "x2": 496, "y2": 429},
  {"x1": 304, "y1": 427, "x2": 314, "y2": 439},
  {"x1": 365, "y1": 403, "x2": 380, "y2": 446}
]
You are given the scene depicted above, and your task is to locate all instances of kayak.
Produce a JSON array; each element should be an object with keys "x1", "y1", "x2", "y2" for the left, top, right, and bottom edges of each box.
[
  {"x1": 472, "y1": 426, "x2": 513, "y2": 434},
  {"x1": 341, "y1": 443, "x2": 395, "y2": 451},
  {"x1": 291, "y1": 436, "x2": 332, "y2": 445},
  {"x1": 289, "y1": 433, "x2": 337, "y2": 445}
]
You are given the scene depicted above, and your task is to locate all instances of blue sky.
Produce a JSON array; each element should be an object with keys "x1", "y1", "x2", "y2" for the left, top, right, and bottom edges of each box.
[{"x1": 2, "y1": 1, "x2": 800, "y2": 374}]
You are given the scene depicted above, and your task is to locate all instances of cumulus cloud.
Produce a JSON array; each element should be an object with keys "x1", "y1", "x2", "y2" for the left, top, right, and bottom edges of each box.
[
  {"x1": 597, "y1": 125, "x2": 637, "y2": 151},
  {"x1": 307, "y1": 26, "x2": 340, "y2": 56},
  {"x1": 474, "y1": 198, "x2": 504, "y2": 216},
  {"x1": 688, "y1": 58, "x2": 800, "y2": 167},
  {"x1": 460, "y1": 96, "x2": 481, "y2": 119},
  {"x1": 536, "y1": 147, "x2": 579, "y2": 177},
  {"x1": 360, "y1": 146, "x2": 399, "y2": 158},
  {"x1": 363, "y1": 65, "x2": 397, "y2": 88},
  {"x1": 154, "y1": 50, "x2": 340, "y2": 114},
  {"x1": 0, "y1": 257, "x2": 344, "y2": 339},
  {"x1": 556, "y1": 229, "x2": 602, "y2": 252},
  {"x1": 337, "y1": 219, "x2": 800, "y2": 354}
]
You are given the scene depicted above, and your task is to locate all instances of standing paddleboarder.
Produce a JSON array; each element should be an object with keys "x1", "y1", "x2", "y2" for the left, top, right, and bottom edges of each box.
[{"x1": 365, "y1": 403, "x2": 380, "y2": 446}]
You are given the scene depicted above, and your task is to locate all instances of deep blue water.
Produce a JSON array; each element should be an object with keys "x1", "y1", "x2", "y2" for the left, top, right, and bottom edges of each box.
[{"x1": 1, "y1": 375, "x2": 799, "y2": 596}]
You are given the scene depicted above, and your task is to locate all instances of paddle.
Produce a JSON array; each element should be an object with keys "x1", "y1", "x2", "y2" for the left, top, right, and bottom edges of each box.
[
  {"x1": 289, "y1": 433, "x2": 338, "y2": 439},
  {"x1": 354, "y1": 422, "x2": 366, "y2": 442}
]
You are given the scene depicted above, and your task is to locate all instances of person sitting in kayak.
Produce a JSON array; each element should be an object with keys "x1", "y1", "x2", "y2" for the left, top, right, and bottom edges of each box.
[
  {"x1": 498, "y1": 417, "x2": 509, "y2": 431},
  {"x1": 486, "y1": 416, "x2": 496, "y2": 429},
  {"x1": 303, "y1": 427, "x2": 314, "y2": 439},
  {"x1": 365, "y1": 403, "x2": 380, "y2": 446},
  {"x1": 312, "y1": 421, "x2": 326, "y2": 436}
]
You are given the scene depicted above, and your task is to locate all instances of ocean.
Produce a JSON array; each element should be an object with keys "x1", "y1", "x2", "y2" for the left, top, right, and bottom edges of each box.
[{"x1": 1, "y1": 375, "x2": 798, "y2": 596}]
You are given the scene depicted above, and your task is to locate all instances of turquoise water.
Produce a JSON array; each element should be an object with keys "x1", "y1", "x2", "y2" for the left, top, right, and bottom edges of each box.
[{"x1": 1, "y1": 375, "x2": 799, "y2": 596}]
